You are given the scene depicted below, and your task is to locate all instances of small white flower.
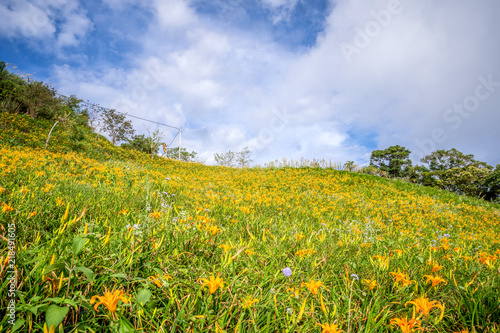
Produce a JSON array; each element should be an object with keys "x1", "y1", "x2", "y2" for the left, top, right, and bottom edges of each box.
[{"x1": 350, "y1": 274, "x2": 359, "y2": 281}]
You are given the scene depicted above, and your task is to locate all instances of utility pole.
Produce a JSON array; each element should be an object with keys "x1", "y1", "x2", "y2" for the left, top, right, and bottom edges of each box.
[{"x1": 178, "y1": 127, "x2": 182, "y2": 160}]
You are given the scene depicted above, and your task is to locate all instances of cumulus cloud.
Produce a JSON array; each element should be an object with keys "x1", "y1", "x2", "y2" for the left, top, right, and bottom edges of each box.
[
  {"x1": 42, "y1": 0, "x2": 500, "y2": 166},
  {"x1": 154, "y1": 0, "x2": 198, "y2": 29},
  {"x1": 0, "y1": 0, "x2": 92, "y2": 54},
  {"x1": 0, "y1": 0, "x2": 55, "y2": 39}
]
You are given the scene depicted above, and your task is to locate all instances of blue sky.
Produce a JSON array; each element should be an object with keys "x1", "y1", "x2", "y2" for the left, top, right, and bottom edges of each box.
[{"x1": 1, "y1": 0, "x2": 500, "y2": 166}]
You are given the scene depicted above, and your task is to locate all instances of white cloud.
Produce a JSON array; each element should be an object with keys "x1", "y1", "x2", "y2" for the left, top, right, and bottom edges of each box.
[
  {"x1": 0, "y1": 0, "x2": 55, "y2": 39},
  {"x1": 49, "y1": 0, "x2": 500, "y2": 166},
  {"x1": 56, "y1": 3, "x2": 93, "y2": 48},
  {"x1": 0, "y1": 0, "x2": 92, "y2": 53},
  {"x1": 154, "y1": 0, "x2": 197, "y2": 29}
]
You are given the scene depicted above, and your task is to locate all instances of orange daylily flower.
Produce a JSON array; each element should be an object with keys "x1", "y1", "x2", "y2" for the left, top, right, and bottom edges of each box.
[
  {"x1": 390, "y1": 316, "x2": 421, "y2": 333},
  {"x1": 389, "y1": 269, "x2": 413, "y2": 287},
  {"x1": 287, "y1": 287, "x2": 301, "y2": 298},
  {"x1": 148, "y1": 273, "x2": 172, "y2": 288},
  {"x1": 1, "y1": 203, "x2": 14, "y2": 213},
  {"x1": 302, "y1": 279, "x2": 324, "y2": 295},
  {"x1": 316, "y1": 323, "x2": 344, "y2": 333},
  {"x1": 405, "y1": 295, "x2": 445, "y2": 318},
  {"x1": 200, "y1": 274, "x2": 225, "y2": 294},
  {"x1": 423, "y1": 275, "x2": 447, "y2": 287},
  {"x1": 477, "y1": 252, "x2": 497, "y2": 268},
  {"x1": 362, "y1": 279, "x2": 377, "y2": 290},
  {"x1": 241, "y1": 296, "x2": 259, "y2": 309},
  {"x1": 90, "y1": 287, "x2": 130, "y2": 315}
]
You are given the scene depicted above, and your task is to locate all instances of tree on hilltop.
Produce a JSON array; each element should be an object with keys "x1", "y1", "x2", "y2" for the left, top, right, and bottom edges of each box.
[
  {"x1": 420, "y1": 148, "x2": 493, "y2": 197},
  {"x1": 370, "y1": 145, "x2": 412, "y2": 178},
  {"x1": 101, "y1": 108, "x2": 135, "y2": 145}
]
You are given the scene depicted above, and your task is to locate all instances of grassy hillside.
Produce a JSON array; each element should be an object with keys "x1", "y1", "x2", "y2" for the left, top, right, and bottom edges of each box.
[{"x1": 1, "y1": 113, "x2": 500, "y2": 332}]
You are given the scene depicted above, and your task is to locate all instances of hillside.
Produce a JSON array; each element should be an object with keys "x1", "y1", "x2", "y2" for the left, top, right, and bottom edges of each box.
[{"x1": 1, "y1": 113, "x2": 500, "y2": 332}]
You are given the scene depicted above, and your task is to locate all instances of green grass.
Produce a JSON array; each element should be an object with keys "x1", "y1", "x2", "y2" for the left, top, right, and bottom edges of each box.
[{"x1": 1, "y1": 113, "x2": 499, "y2": 332}]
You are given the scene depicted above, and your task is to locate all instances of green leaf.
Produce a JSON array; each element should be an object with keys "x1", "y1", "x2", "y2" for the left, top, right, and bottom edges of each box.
[
  {"x1": 118, "y1": 315, "x2": 135, "y2": 333},
  {"x1": 11, "y1": 319, "x2": 25, "y2": 332},
  {"x1": 76, "y1": 265, "x2": 94, "y2": 281},
  {"x1": 111, "y1": 273, "x2": 127, "y2": 279},
  {"x1": 136, "y1": 288, "x2": 152, "y2": 306},
  {"x1": 42, "y1": 263, "x2": 65, "y2": 275},
  {"x1": 26, "y1": 303, "x2": 47, "y2": 315},
  {"x1": 72, "y1": 236, "x2": 86, "y2": 255},
  {"x1": 45, "y1": 304, "x2": 69, "y2": 329}
]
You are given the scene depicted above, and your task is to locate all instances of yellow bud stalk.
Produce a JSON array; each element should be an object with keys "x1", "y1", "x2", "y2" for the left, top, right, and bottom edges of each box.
[
  {"x1": 103, "y1": 226, "x2": 111, "y2": 245},
  {"x1": 57, "y1": 272, "x2": 64, "y2": 291},
  {"x1": 61, "y1": 203, "x2": 70, "y2": 223}
]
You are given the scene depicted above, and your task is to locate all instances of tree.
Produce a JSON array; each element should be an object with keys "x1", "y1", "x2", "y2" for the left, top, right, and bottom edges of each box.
[
  {"x1": 420, "y1": 149, "x2": 493, "y2": 197},
  {"x1": 236, "y1": 147, "x2": 252, "y2": 167},
  {"x1": 121, "y1": 134, "x2": 151, "y2": 154},
  {"x1": 214, "y1": 150, "x2": 236, "y2": 167},
  {"x1": 0, "y1": 62, "x2": 24, "y2": 114},
  {"x1": 165, "y1": 147, "x2": 198, "y2": 162},
  {"x1": 420, "y1": 148, "x2": 477, "y2": 171},
  {"x1": 214, "y1": 147, "x2": 253, "y2": 167},
  {"x1": 101, "y1": 109, "x2": 135, "y2": 145},
  {"x1": 122, "y1": 129, "x2": 164, "y2": 156},
  {"x1": 482, "y1": 164, "x2": 500, "y2": 202},
  {"x1": 44, "y1": 95, "x2": 85, "y2": 149},
  {"x1": 370, "y1": 145, "x2": 412, "y2": 178},
  {"x1": 19, "y1": 78, "x2": 59, "y2": 119},
  {"x1": 145, "y1": 128, "x2": 164, "y2": 156},
  {"x1": 83, "y1": 103, "x2": 104, "y2": 132}
]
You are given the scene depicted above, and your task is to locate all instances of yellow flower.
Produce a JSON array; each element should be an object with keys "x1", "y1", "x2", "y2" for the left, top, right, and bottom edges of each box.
[
  {"x1": 218, "y1": 244, "x2": 233, "y2": 254},
  {"x1": 389, "y1": 269, "x2": 413, "y2": 287},
  {"x1": 371, "y1": 255, "x2": 389, "y2": 270},
  {"x1": 149, "y1": 211, "x2": 163, "y2": 219},
  {"x1": 241, "y1": 296, "x2": 259, "y2": 309},
  {"x1": 362, "y1": 279, "x2": 377, "y2": 290},
  {"x1": 42, "y1": 184, "x2": 55, "y2": 193},
  {"x1": 2, "y1": 203, "x2": 14, "y2": 213},
  {"x1": 302, "y1": 279, "x2": 324, "y2": 295},
  {"x1": 200, "y1": 274, "x2": 225, "y2": 294},
  {"x1": 90, "y1": 287, "x2": 130, "y2": 314},
  {"x1": 477, "y1": 252, "x2": 497, "y2": 269},
  {"x1": 430, "y1": 263, "x2": 443, "y2": 273},
  {"x1": 440, "y1": 238, "x2": 450, "y2": 251},
  {"x1": 295, "y1": 248, "x2": 317, "y2": 257},
  {"x1": 423, "y1": 275, "x2": 447, "y2": 287},
  {"x1": 294, "y1": 233, "x2": 306, "y2": 241},
  {"x1": 119, "y1": 209, "x2": 129, "y2": 215},
  {"x1": 316, "y1": 323, "x2": 344, "y2": 333},
  {"x1": 390, "y1": 316, "x2": 421, "y2": 333},
  {"x1": 206, "y1": 224, "x2": 222, "y2": 236},
  {"x1": 405, "y1": 295, "x2": 445, "y2": 318},
  {"x1": 287, "y1": 287, "x2": 301, "y2": 298},
  {"x1": 28, "y1": 211, "x2": 37, "y2": 218},
  {"x1": 148, "y1": 273, "x2": 172, "y2": 288}
]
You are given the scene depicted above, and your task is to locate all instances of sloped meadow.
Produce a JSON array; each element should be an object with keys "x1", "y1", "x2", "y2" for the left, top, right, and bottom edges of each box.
[{"x1": 1, "y1": 113, "x2": 500, "y2": 332}]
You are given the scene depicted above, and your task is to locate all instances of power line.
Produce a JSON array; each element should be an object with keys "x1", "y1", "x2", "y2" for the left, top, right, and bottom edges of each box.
[
  {"x1": 56, "y1": 93, "x2": 180, "y2": 130},
  {"x1": 56, "y1": 92, "x2": 183, "y2": 158}
]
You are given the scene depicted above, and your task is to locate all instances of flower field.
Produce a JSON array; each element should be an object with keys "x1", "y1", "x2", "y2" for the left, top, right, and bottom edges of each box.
[{"x1": 1, "y1": 114, "x2": 500, "y2": 332}]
